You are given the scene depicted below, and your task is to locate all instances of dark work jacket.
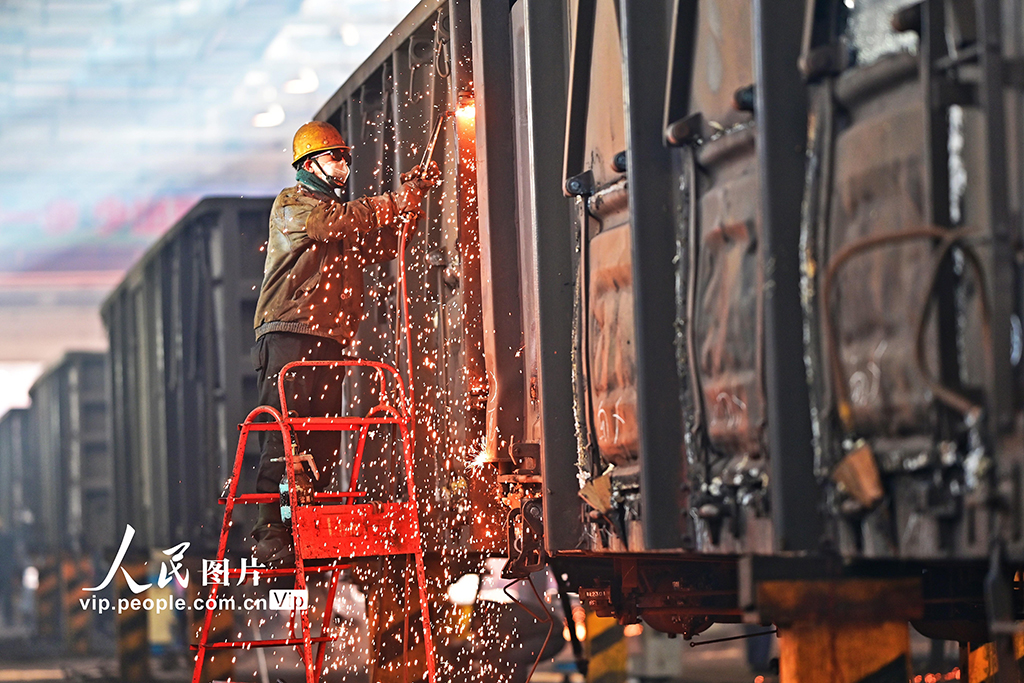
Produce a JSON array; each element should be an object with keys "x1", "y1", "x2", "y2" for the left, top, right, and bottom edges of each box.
[{"x1": 253, "y1": 181, "x2": 419, "y2": 345}]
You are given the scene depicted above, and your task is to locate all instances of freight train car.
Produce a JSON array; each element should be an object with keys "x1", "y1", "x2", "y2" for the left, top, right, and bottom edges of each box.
[
  {"x1": 26, "y1": 352, "x2": 114, "y2": 558},
  {"x1": 311, "y1": 0, "x2": 507, "y2": 561},
  {"x1": 307, "y1": 0, "x2": 1024, "y2": 680},
  {"x1": 0, "y1": 408, "x2": 31, "y2": 630},
  {"x1": 102, "y1": 197, "x2": 273, "y2": 554},
  {"x1": 180, "y1": 0, "x2": 1024, "y2": 680},
  {"x1": 299, "y1": 4, "x2": 538, "y2": 678},
  {"x1": 491, "y1": 0, "x2": 1023, "y2": 679},
  {"x1": 0, "y1": 352, "x2": 115, "y2": 653}
]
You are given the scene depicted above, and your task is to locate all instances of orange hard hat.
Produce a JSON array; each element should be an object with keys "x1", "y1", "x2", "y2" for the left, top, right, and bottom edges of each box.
[{"x1": 292, "y1": 121, "x2": 351, "y2": 166}]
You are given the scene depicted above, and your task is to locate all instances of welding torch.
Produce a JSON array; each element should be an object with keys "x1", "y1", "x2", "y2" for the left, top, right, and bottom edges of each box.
[
  {"x1": 400, "y1": 110, "x2": 451, "y2": 197},
  {"x1": 418, "y1": 110, "x2": 450, "y2": 179}
]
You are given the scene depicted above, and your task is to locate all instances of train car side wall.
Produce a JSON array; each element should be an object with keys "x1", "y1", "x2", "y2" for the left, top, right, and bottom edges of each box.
[{"x1": 102, "y1": 197, "x2": 272, "y2": 553}]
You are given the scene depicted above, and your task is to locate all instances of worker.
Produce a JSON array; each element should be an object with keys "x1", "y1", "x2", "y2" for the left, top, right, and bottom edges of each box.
[{"x1": 251, "y1": 120, "x2": 439, "y2": 565}]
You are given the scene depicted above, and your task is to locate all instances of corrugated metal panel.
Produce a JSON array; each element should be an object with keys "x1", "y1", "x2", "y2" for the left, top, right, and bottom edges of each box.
[{"x1": 101, "y1": 197, "x2": 272, "y2": 552}]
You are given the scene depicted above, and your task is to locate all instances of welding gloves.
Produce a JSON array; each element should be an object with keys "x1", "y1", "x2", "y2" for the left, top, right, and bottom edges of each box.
[{"x1": 399, "y1": 160, "x2": 442, "y2": 189}]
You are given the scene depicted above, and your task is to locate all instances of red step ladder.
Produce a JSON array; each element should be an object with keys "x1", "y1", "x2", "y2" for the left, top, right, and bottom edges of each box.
[{"x1": 191, "y1": 359, "x2": 435, "y2": 683}]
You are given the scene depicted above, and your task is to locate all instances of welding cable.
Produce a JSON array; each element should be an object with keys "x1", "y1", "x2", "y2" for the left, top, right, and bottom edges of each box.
[
  {"x1": 553, "y1": 567, "x2": 588, "y2": 676},
  {"x1": 914, "y1": 231, "x2": 993, "y2": 424},
  {"x1": 403, "y1": 556, "x2": 411, "y2": 683},
  {"x1": 684, "y1": 143, "x2": 717, "y2": 463},
  {"x1": 394, "y1": 112, "x2": 451, "y2": 416},
  {"x1": 821, "y1": 225, "x2": 990, "y2": 433},
  {"x1": 578, "y1": 192, "x2": 601, "y2": 468},
  {"x1": 502, "y1": 576, "x2": 556, "y2": 683},
  {"x1": 396, "y1": 214, "x2": 419, "y2": 420}
]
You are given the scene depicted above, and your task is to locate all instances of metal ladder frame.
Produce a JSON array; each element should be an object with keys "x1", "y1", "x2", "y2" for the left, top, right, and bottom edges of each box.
[{"x1": 191, "y1": 358, "x2": 435, "y2": 683}]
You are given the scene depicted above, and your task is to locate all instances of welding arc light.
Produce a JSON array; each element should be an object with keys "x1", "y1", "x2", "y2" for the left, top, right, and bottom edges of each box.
[{"x1": 455, "y1": 100, "x2": 475, "y2": 124}]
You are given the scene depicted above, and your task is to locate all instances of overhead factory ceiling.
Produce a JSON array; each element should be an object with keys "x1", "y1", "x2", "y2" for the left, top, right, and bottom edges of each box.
[{"x1": 0, "y1": 0, "x2": 419, "y2": 410}]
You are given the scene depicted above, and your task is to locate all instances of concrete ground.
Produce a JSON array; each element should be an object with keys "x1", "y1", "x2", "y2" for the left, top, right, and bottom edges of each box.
[{"x1": 0, "y1": 619, "x2": 962, "y2": 683}]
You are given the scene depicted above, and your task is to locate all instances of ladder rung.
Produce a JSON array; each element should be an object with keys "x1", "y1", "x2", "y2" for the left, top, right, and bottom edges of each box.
[
  {"x1": 243, "y1": 416, "x2": 406, "y2": 432},
  {"x1": 222, "y1": 563, "x2": 350, "y2": 578},
  {"x1": 192, "y1": 635, "x2": 336, "y2": 650},
  {"x1": 313, "y1": 492, "x2": 366, "y2": 500},
  {"x1": 218, "y1": 492, "x2": 367, "y2": 504},
  {"x1": 219, "y1": 493, "x2": 277, "y2": 504}
]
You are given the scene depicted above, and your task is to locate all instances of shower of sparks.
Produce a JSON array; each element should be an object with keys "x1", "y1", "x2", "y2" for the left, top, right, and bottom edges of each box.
[{"x1": 192, "y1": 20, "x2": 572, "y2": 683}]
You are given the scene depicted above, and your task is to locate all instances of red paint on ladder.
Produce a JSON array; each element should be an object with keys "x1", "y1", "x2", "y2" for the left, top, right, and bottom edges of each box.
[{"x1": 191, "y1": 358, "x2": 436, "y2": 683}]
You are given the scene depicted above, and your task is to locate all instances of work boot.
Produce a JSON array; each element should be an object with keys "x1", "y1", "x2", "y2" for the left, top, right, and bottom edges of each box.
[{"x1": 252, "y1": 523, "x2": 295, "y2": 568}]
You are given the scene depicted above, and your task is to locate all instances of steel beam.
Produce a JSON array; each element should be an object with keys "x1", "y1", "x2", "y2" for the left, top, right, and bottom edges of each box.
[
  {"x1": 512, "y1": 0, "x2": 579, "y2": 552},
  {"x1": 976, "y1": 0, "x2": 1016, "y2": 434},
  {"x1": 753, "y1": 0, "x2": 822, "y2": 552},
  {"x1": 618, "y1": 0, "x2": 687, "y2": 550},
  {"x1": 469, "y1": 0, "x2": 526, "y2": 456}
]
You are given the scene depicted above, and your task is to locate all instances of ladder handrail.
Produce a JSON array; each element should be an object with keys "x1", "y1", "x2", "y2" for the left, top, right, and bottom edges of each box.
[{"x1": 277, "y1": 359, "x2": 412, "y2": 421}]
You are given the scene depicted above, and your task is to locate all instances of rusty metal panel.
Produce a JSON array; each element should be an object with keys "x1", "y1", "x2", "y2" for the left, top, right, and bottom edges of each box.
[
  {"x1": 828, "y1": 85, "x2": 935, "y2": 436},
  {"x1": 577, "y1": 1, "x2": 641, "y2": 471},
  {"x1": 800, "y1": 0, "x2": 1024, "y2": 559},
  {"x1": 803, "y1": 64, "x2": 966, "y2": 559},
  {"x1": 688, "y1": 0, "x2": 754, "y2": 127},
  {"x1": 694, "y1": 131, "x2": 764, "y2": 458},
  {"x1": 584, "y1": 0, "x2": 628, "y2": 187},
  {"x1": 588, "y1": 206, "x2": 639, "y2": 465},
  {"x1": 672, "y1": 0, "x2": 788, "y2": 555}
]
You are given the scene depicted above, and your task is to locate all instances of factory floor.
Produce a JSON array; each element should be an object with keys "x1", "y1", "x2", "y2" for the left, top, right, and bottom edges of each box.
[{"x1": 0, "y1": 621, "x2": 960, "y2": 683}]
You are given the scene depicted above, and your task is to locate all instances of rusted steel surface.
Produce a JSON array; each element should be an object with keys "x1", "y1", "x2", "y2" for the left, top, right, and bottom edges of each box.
[
  {"x1": 573, "y1": 0, "x2": 639, "y2": 470},
  {"x1": 825, "y1": 76, "x2": 936, "y2": 438},
  {"x1": 589, "y1": 223, "x2": 639, "y2": 465},
  {"x1": 582, "y1": 0, "x2": 627, "y2": 188},
  {"x1": 757, "y1": 577, "x2": 924, "y2": 624},
  {"x1": 316, "y1": 3, "x2": 503, "y2": 555},
  {"x1": 778, "y1": 621, "x2": 912, "y2": 683},
  {"x1": 688, "y1": 0, "x2": 755, "y2": 128},
  {"x1": 694, "y1": 129, "x2": 765, "y2": 458},
  {"x1": 800, "y1": 13, "x2": 1020, "y2": 561}
]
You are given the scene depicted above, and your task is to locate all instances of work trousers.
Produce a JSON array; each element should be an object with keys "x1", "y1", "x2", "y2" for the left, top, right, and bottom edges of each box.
[{"x1": 252, "y1": 331, "x2": 348, "y2": 526}]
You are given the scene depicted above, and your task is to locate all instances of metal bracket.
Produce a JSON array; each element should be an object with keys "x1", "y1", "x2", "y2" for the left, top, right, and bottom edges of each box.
[
  {"x1": 509, "y1": 442, "x2": 541, "y2": 475},
  {"x1": 798, "y1": 42, "x2": 849, "y2": 81},
  {"x1": 503, "y1": 498, "x2": 546, "y2": 579},
  {"x1": 565, "y1": 169, "x2": 596, "y2": 197},
  {"x1": 664, "y1": 111, "x2": 704, "y2": 147}
]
